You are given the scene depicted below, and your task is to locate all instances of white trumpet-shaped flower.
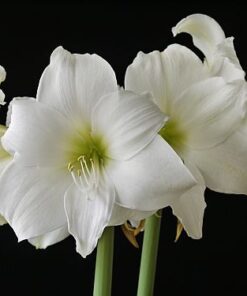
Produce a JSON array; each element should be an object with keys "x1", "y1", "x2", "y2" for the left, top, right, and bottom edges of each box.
[
  {"x1": 171, "y1": 14, "x2": 247, "y2": 195},
  {"x1": 125, "y1": 30, "x2": 247, "y2": 238},
  {"x1": 0, "y1": 65, "x2": 6, "y2": 105},
  {"x1": 0, "y1": 47, "x2": 195, "y2": 257}
]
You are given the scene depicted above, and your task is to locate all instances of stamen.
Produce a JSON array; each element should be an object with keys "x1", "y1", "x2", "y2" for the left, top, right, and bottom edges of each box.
[
  {"x1": 90, "y1": 158, "x2": 97, "y2": 186},
  {"x1": 68, "y1": 154, "x2": 102, "y2": 194},
  {"x1": 68, "y1": 162, "x2": 74, "y2": 172},
  {"x1": 82, "y1": 155, "x2": 91, "y2": 176},
  {"x1": 77, "y1": 170, "x2": 86, "y2": 187},
  {"x1": 71, "y1": 170, "x2": 81, "y2": 188},
  {"x1": 78, "y1": 156, "x2": 90, "y2": 186}
]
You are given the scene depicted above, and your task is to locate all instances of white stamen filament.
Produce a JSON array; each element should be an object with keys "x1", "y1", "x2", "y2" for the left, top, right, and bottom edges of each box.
[
  {"x1": 78, "y1": 156, "x2": 90, "y2": 186},
  {"x1": 68, "y1": 155, "x2": 100, "y2": 193},
  {"x1": 90, "y1": 158, "x2": 97, "y2": 185},
  {"x1": 82, "y1": 155, "x2": 91, "y2": 176}
]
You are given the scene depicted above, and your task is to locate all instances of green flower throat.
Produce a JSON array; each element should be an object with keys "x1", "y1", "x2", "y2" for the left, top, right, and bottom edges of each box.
[
  {"x1": 67, "y1": 130, "x2": 109, "y2": 191},
  {"x1": 159, "y1": 118, "x2": 186, "y2": 154}
]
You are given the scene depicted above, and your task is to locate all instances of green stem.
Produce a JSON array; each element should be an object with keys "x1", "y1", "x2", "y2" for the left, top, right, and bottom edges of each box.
[
  {"x1": 93, "y1": 226, "x2": 114, "y2": 296},
  {"x1": 137, "y1": 211, "x2": 162, "y2": 296}
]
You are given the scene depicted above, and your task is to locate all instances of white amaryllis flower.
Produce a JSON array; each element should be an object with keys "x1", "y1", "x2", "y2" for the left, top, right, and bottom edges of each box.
[
  {"x1": 0, "y1": 46, "x2": 195, "y2": 257},
  {"x1": 125, "y1": 40, "x2": 247, "y2": 238},
  {"x1": 0, "y1": 65, "x2": 6, "y2": 105},
  {"x1": 171, "y1": 15, "x2": 247, "y2": 193}
]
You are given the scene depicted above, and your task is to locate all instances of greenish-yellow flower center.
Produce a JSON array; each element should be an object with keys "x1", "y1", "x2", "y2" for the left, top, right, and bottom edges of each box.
[
  {"x1": 159, "y1": 118, "x2": 186, "y2": 154},
  {"x1": 66, "y1": 129, "x2": 109, "y2": 192}
]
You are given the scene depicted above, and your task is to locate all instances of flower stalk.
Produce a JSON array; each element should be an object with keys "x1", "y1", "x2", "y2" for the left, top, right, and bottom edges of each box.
[
  {"x1": 93, "y1": 226, "x2": 114, "y2": 296},
  {"x1": 137, "y1": 211, "x2": 162, "y2": 296}
]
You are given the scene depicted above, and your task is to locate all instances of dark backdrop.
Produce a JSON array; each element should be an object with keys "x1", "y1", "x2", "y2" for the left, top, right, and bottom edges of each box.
[{"x1": 1, "y1": 2, "x2": 247, "y2": 295}]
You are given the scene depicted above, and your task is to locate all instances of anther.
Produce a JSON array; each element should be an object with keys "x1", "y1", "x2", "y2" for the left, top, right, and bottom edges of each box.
[
  {"x1": 68, "y1": 162, "x2": 74, "y2": 172},
  {"x1": 77, "y1": 155, "x2": 83, "y2": 161}
]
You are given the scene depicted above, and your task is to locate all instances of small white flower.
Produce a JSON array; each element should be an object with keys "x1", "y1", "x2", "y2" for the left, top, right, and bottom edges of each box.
[
  {"x1": 0, "y1": 47, "x2": 195, "y2": 257},
  {"x1": 0, "y1": 65, "x2": 6, "y2": 105},
  {"x1": 125, "y1": 30, "x2": 246, "y2": 238}
]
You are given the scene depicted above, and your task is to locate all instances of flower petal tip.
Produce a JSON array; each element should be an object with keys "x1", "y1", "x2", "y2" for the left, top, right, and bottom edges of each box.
[
  {"x1": 0, "y1": 65, "x2": 6, "y2": 83},
  {"x1": 171, "y1": 25, "x2": 178, "y2": 37},
  {"x1": 50, "y1": 46, "x2": 69, "y2": 63},
  {"x1": 75, "y1": 244, "x2": 89, "y2": 259}
]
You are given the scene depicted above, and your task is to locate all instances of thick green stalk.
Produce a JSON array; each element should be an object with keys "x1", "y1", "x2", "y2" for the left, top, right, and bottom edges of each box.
[
  {"x1": 137, "y1": 212, "x2": 162, "y2": 296},
  {"x1": 93, "y1": 226, "x2": 114, "y2": 296}
]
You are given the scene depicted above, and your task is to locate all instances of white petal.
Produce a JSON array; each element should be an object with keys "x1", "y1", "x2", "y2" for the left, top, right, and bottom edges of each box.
[
  {"x1": 92, "y1": 90, "x2": 166, "y2": 160},
  {"x1": 109, "y1": 203, "x2": 154, "y2": 226},
  {"x1": 0, "y1": 215, "x2": 7, "y2": 226},
  {"x1": 28, "y1": 225, "x2": 69, "y2": 249},
  {"x1": 0, "y1": 125, "x2": 12, "y2": 174},
  {"x1": 170, "y1": 184, "x2": 206, "y2": 239},
  {"x1": 170, "y1": 160, "x2": 206, "y2": 239},
  {"x1": 0, "y1": 156, "x2": 11, "y2": 177},
  {"x1": 37, "y1": 46, "x2": 118, "y2": 123},
  {"x1": 0, "y1": 161, "x2": 71, "y2": 241},
  {"x1": 186, "y1": 123, "x2": 247, "y2": 194},
  {"x1": 125, "y1": 45, "x2": 208, "y2": 113},
  {"x1": 107, "y1": 136, "x2": 196, "y2": 211},
  {"x1": 2, "y1": 98, "x2": 74, "y2": 167},
  {"x1": 64, "y1": 178, "x2": 115, "y2": 258},
  {"x1": 0, "y1": 89, "x2": 5, "y2": 105},
  {"x1": 211, "y1": 37, "x2": 245, "y2": 82},
  {"x1": 0, "y1": 65, "x2": 6, "y2": 83},
  {"x1": 217, "y1": 38, "x2": 243, "y2": 71},
  {"x1": 175, "y1": 78, "x2": 246, "y2": 150},
  {"x1": 125, "y1": 50, "x2": 168, "y2": 112},
  {"x1": 172, "y1": 14, "x2": 225, "y2": 61}
]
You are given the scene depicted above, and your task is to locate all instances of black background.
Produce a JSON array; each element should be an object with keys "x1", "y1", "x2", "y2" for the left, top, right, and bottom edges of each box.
[{"x1": 1, "y1": 2, "x2": 247, "y2": 295}]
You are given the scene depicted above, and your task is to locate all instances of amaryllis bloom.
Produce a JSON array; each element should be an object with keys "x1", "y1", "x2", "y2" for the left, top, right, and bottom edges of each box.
[
  {"x1": 0, "y1": 47, "x2": 195, "y2": 257},
  {"x1": 0, "y1": 65, "x2": 6, "y2": 105},
  {"x1": 171, "y1": 14, "x2": 247, "y2": 194},
  {"x1": 125, "y1": 33, "x2": 246, "y2": 237}
]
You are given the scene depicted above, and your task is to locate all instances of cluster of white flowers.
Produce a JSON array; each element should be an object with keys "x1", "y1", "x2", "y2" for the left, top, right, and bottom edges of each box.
[{"x1": 0, "y1": 14, "x2": 246, "y2": 258}]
